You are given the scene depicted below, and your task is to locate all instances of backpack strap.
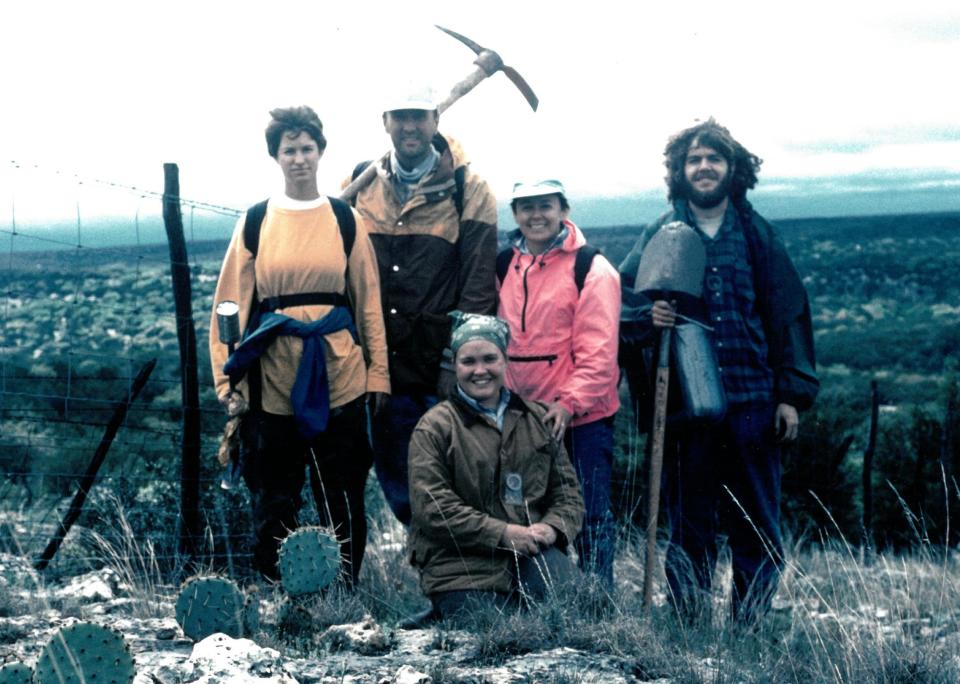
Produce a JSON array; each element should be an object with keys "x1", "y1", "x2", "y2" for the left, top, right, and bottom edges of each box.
[
  {"x1": 243, "y1": 199, "x2": 270, "y2": 257},
  {"x1": 452, "y1": 165, "x2": 466, "y2": 218},
  {"x1": 573, "y1": 245, "x2": 599, "y2": 294},
  {"x1": 327, "y1": 196, "x2": 356, "y2": 259},
  {"x1": 352, "y1": 160, "x2": 371, "y2": 182},
  {"x1": 496, "y1": 246, "x2": 514, "y2": 285}
]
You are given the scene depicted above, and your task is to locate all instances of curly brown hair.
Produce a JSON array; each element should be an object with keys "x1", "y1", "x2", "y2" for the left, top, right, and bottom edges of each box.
[
  {"x1": 664, "y1": 118, "x2": 762, "y2": 206},
  {"x1": 264, "y1": 106, "x2": 327, "y2": 158}
]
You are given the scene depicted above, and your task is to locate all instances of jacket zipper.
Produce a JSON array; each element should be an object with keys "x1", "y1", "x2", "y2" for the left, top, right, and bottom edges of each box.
[{"x1": 520, "y1": 257, "x2": 537, "y2": 332}]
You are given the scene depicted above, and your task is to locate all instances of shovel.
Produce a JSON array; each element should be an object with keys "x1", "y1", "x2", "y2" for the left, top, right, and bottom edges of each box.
[{"x1": 633, "y1": 221, "x2": 706, "y2": 610}]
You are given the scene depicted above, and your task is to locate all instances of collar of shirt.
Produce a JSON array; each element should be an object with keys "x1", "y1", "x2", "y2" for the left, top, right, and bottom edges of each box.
[
  {"x1": 514, "y1": 226, "x2": 569, "y2": 256},
  {"x1": 390, "y1": 147, "x2": 440, "y2": 185},
  {"x1": 676, "y1": 200, "x2": 738, "y2": 240},
  {"x1": 456, "y1": 385, "x2": 512, "y2": 430},
  {"x1": 271, "y1": 194, "x2": 330, "y2": 210}
]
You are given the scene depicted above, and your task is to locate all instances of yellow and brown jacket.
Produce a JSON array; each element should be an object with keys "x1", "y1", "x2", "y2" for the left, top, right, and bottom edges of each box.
[{"x1": 348, "y1": 134, "x2": 498, "y2": 394}]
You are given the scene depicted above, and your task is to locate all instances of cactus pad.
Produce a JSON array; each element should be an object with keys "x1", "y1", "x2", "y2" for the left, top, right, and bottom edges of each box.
[
  {"x1": 34, "y1": 622, "x2": 135, "y2": 684},
  {"x1": 278, "y1": 527, "x2": 341, "y2": 596},
  {"x1": 175, "y1": 575, "x2": 246, "y2": 641},
  {"x1": 0, "y1": 662, "x2": 33, "y2": 684}
]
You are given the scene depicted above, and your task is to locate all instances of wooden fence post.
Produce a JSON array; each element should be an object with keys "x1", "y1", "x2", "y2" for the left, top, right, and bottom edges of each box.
[
  {"x1": 942, "y1": 386, "x2": 957, "y2": 546},
  {"x1": 162, "y1": 163, "x2": 201, "y2": 565},
  {"x1": 862, "y1": 380, "x2": 880, "y2": 555}
]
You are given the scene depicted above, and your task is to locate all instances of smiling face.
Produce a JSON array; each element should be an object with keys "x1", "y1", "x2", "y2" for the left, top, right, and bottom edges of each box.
[
  {"x1": 512, "y1": 193, "x2": 569, "y2": 255},
  {"x1": 682, "y1": 141, "x2": 732, "y2": 209},
  {"x1": 455, "y1": 339, "x2": 507, "y2": 409},
  {"x1": 383, "y1": 108, "x2": 439, "y2": 169},
  {"x1": 275, "y1": 130, "x2": 322, "y2": 199}
]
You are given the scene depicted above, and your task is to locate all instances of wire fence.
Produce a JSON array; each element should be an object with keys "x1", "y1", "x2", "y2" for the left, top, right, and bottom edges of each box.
[
  {"x1": 0, "y1": 161, "x2": 254, "y2": 573},
  {"x1": 0, "y1": 160, "x2": 657, "y2": 578}
]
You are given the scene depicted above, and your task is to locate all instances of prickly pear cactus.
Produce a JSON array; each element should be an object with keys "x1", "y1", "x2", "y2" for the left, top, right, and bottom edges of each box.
[
  {"x1": 34, "y1": 622, "x2": 135, "y2": 684},
  {"x1": 0, "y1": 662, "x2": 33, "y2": 684},
  {"x1": 175, "y1": 575, "x2": 246, "y2": 641},
  {"x1": 279, "y1": 526, "x2": 341, "y2": 596}
]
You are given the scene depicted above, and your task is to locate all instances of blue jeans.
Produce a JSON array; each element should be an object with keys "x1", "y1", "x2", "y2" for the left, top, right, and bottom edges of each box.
[
  {"x1": 564, "y1": 418, "x2": 616, "y2": 587},
  {"x1": 664, "y1": 403, "x2": 783, "y2": 623},
  {"x1": 371, "y1": 393, "x2": 437, "y2": 526}
]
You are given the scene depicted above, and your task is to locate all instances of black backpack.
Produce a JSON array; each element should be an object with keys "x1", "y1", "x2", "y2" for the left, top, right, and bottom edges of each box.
[
  {"x1": 240, "y1": 197, "x2": 357, "y2": 411},
  {"x1": 496, "y1": 244, "x2": 600, "y2": 295}
]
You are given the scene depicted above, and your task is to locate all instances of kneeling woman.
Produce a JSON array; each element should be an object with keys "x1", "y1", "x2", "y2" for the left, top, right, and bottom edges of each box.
[{"x1": 408, "y1": 313, "x2": 584, "y2": 620}]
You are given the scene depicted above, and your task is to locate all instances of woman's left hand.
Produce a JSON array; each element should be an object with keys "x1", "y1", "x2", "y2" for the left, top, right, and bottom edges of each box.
[
  {"x1": 528, "y1": 522, "x2": 558, "y2": 549},
  {"x1": 543, "y1": 403, "x2": 572, "y2": 441}
]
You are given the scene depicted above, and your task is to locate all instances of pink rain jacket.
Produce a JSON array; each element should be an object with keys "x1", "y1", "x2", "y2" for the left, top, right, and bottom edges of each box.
[{"x1": 497, "y1": 220, "x2": 621, "y2": 427}]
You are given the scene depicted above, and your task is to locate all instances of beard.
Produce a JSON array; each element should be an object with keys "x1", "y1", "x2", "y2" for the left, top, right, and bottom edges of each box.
[{"x1": 683, "y1": 169, "x2": 733, "y2": 209}]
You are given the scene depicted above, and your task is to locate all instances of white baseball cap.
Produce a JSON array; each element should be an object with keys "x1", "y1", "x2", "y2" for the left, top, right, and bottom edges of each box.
[
  {"x1": 383, "y1": 85, "x2": 438, "y2": 113},
  {"x1": 511, "y1": 179, "x2": 567, "y2": 201}
]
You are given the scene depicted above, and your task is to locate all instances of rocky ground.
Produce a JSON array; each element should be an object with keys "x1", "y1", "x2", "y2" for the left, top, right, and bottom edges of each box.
[{"x1": 0, "y1": 556, "x2": 643, "y2": 683}]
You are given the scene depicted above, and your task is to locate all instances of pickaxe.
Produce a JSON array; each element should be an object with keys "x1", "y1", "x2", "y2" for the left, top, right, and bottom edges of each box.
[{"x1": 340, "y1": 25, "x2": 538, "y2": 202}]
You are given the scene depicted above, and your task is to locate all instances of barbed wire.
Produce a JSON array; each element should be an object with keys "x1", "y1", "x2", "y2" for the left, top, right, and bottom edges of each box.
[{"x1": 6, "y1": 160, "x2": 244, "y2": 218}]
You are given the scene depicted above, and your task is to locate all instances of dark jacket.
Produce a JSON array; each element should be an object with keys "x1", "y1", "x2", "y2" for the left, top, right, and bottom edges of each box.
[
  {"x1": 619, "y1": 204, "x2": 818, "y2": 414},
  {"x1": 408, "y1": 392, "x2": 584, "y2": 595},
  {"x1": 349, "y1": 134, "x2": 498, "y2": 394}
]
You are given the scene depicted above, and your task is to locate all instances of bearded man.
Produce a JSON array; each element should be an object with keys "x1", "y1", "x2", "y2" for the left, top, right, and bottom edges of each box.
[{"x1": 619, "y1": 119, "x2": 818, "y2": 624}]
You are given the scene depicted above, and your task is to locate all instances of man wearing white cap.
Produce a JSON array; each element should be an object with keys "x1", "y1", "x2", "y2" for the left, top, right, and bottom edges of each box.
[{"x1": 347, "y1": 88, "x2": 498, "y2": 526}]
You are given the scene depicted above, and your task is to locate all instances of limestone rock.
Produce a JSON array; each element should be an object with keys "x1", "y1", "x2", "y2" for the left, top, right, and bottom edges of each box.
[{"x1": 182, "y1": 633, "x2": 298, "y2": 683}]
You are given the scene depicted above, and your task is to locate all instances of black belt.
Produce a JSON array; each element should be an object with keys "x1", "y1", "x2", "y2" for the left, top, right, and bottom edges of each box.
[{"x1": 259, "y1": 292, "x2": 349, "y2": 312}]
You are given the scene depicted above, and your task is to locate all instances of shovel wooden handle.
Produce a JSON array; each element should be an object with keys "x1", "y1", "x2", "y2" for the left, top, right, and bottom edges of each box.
[{"x1": 643, "y1": 327, "x2": 671, "y2": 610}]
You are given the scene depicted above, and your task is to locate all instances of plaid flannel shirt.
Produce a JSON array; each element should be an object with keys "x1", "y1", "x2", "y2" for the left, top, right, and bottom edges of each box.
[{"x1": 681, "y1": 202, "x2": 775, "y2": 407}]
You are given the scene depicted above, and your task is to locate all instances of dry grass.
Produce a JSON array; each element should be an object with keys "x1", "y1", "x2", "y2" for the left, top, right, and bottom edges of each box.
[{"x1": 3, "y1": 480, "x2": 960, "y2": 682}]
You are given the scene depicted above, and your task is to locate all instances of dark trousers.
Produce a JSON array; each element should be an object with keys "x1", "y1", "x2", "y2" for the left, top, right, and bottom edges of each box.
[
  {"x1": 564, "y1": 418, "x2": 616, "y2": 587},
  {"x1": 430, "y1": 546, "x2": 578, "y2": 621},
  {"x1": 664, "y1": 403, "x2": 783, "y2": 623},
  {"x1": 241, "y1": 397, "x2": 373, "y2": 587},
  {"x1": 370, "y1": 393, "x2": 437, "y2": 526}
]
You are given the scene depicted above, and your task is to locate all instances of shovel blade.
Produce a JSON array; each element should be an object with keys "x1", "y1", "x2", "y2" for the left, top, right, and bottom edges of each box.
[{"x1": 634, "y1": 221, "x2": 706, "y2": 298}]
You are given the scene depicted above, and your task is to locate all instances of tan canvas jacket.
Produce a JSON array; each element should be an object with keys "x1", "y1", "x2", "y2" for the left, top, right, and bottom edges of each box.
[{"x1": 408, "y1": 393, "x2": 584, "y2": 596}]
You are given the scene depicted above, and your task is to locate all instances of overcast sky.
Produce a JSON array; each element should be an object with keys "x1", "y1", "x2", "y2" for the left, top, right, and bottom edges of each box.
[{"x1": 2, "y1": 0, "x2": 959, "y2": 227}]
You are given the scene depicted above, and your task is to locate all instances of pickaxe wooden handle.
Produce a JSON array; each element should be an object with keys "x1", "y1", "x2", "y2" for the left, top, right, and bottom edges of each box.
[{"x1": 340, "y1": 25, "x2": 538, "y2": 203}]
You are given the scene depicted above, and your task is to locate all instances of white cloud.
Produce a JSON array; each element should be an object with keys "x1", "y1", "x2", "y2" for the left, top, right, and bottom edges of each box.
[{"x1": 1, "y1": 0, "x2": 957, "y2": 216}]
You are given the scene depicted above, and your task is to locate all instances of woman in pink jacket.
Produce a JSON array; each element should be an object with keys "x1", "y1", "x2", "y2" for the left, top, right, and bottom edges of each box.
[{"x1": 496, "y1": 179, "x2": 622, "y2": 587}]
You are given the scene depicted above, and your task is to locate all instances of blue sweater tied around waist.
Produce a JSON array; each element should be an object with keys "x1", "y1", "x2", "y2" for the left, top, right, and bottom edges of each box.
[{"x1": 223, "y1": 307, "x2": 357, "y2": 439}]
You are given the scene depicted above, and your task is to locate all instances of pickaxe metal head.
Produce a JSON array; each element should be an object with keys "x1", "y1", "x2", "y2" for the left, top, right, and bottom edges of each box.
[
  {"x1": 340, "y1": 25, "x2": 539, "y2": 203},
  {"x1": 435, "y1": 25, "x2": 539, "y2": 112}
]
